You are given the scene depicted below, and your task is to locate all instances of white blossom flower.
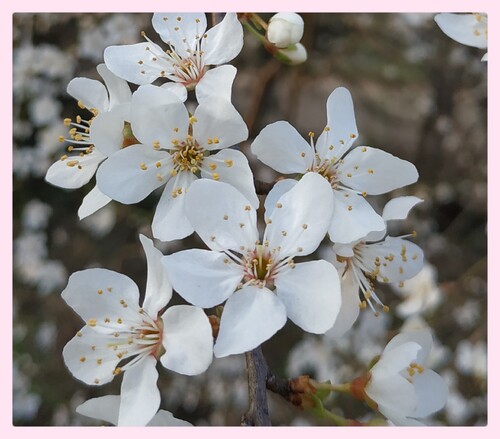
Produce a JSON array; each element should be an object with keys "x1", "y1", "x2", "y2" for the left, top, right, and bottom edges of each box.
[
  {"x1": 251, "y1": 87, "x2": 418, "y2": 244},
  {"x1": 362, "y1": 330, "x2": 447, "y2": 425},
  {"x1": 61, "y1": 234, "x2": 213, "y2": 426},
  {"x1": 278, "y1": 43, "x2": 308, "y2": 65},
  {"x1": 435, "y1": 13, "x2": 487, "y2": 61},
  {"x1": 163, "y1": 173, "x2": 341, "y2": 358},
  {"x1": 76, "y1": 395, "x2": 192, "y2": 426},
  {"x1": 267, "y1": 13, "x2": 304, "y2": 48},
  {"x1": 327, "y1": 196, "x2": 424, "y2": 336},
  {"x1": 45, "y1": 64, "x2": 133, "y2": 219},
  {"x1": 104, "y1": 13, "x2": 243, "y2": 101},
  {"x1": 96, "y1": 85, "x2": 257, "y2": 242}
]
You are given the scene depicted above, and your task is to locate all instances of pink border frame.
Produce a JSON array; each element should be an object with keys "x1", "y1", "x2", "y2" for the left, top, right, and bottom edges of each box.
[{"x1": 4, "y1": 0, "x2": 496, "y2": 437}]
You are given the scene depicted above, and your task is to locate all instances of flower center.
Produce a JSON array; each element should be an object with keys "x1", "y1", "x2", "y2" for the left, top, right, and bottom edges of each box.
[
  {"x1": 170, "y1": 135, "x2": 205, "y2": 174},
  {"x1": 241, "y1": 245, "x2": 277, "y2": 288}
]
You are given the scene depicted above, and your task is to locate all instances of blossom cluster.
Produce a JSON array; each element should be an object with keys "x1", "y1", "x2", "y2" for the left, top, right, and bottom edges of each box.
[{"x1": 42, "y1": 12, "x2": 463, "y2": 427}]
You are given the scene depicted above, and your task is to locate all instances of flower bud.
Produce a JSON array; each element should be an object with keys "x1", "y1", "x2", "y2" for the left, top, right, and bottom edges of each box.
[
  {"x1": 267, "y1": 12, "x2": 304, "y2": 48},
  {"x1": 277, "y1": 43, "x2": 308, "y2": 65}
]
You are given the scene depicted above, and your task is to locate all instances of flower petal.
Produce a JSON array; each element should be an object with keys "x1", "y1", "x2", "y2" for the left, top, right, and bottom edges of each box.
[
  {"x1": 152, "y1": 13, "x2": 207, "y2": 57},
  {"x1": 203, "y1": 13, "x2": 243, "y2": 65},
  {"x1": 96, "y1": 63, "x2": 132, "y2": 109},
  {"x1": 133, "y1": 83, "x2": 184, "y2": 108},
  {"x1": 251, "y1": 121, "x2": 313, "y2": 174},
  {"x1": 76, "y1": 395, "x2": 120, "y2": 425},
  {"x1": 412, "y1": 369, "x2": 448, "y2": 418},
  {"x1": 382, "y1": 196, "x2": 424, "y2": 222},
  {"x1": 139, "y1": 234, "x2": 172, "y2": 316},
  {"x1": 372, "y1": 341, "x2": 421, "y2": 378},
  {"x1": 265, "y1": 172, "x2": 333, "y2": 257},
  {"x1": 359, "y1": 237, "x2": 424, "y2": 284},
  {"x1": 131, "y1": 87, "x2": 189, "y2": 147},
  {"x1": 118, "y1": 356, "x2": 160, "y2": 426},
  {"x1": 151, "y1": 171, "x2": 196, "y2": 242},
  {"x1": 161, "y1": 305, "x2": 213, "y2": 375},
  {"x1": 45, "y1": 149, "x2": 106, "y2": 190},
  {"x1": 61, "y1": 268, "x2": 141, "y2": 326},
  {"x1": 163, "y1": 249, "x2": 243, "y2": 308},
  {"x1": 264, "y1": 178, "x2": 297, "y2": 220},
  {"x1": 201, "y1": 149, "x2": 259, "y2": 208},
  {"x1": 104, "y1": 43, "x2": 168, "y2": 85},
  {"x1": 338, "y1": 146, "x2": 418, "y2": 195},
  {"x1": 275, "y1": 260, "x2": 341, "y2": 333},
  {"x1": 383, "y1": 330, "x2": 433, "y2": 365},
  {"x1": 148, "y1": 411, "x2": 193, "y2": 426},
  {"x1": 193, "y1": 98, "x2": 248, "y2": 151},
  {"x1": 195, "y1": 65, "x2": 236, "y2": 104},
  {"x1": 62, "y1": 326, "x2": 121, "y2": 385},
  {"x1": 328, "y1": 189, "x2": 385, "y2": 244},
  {"x1": 89, "y1": 111, "x2": 127, "y2": 157},
  {"x1": 316, "y1": 87, "x2": 358, "y2": 162},
  {"x1": 67, "y1": 77, "x2": 109, "y2": 113},
  {"x1": 96, "y1": 144, "x2": 170, "y2": 204},
  {"x1": 78, "y1": 186, "x2": 111, "y2": 220},
  {"x1": 325, "y1": 269, "x2": 361, "y2": 338},
  {"x1": 481, "y1": 52, "x2": 488, "y2": 62},
  {"x1": 214, "y1": 286, "x2": 287, "y2": 357},
  {"x1": 184, "y1": 179, "x2": 259, "y2": 252},
  {"x1": 435, "y1": 13, "x2": 487, "y2": 48},
  {"x1": 160, "y1": 82, "x2": 188, "y2": 102}
]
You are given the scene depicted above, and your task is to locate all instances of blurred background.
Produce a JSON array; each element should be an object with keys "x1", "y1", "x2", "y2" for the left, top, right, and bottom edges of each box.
[{"x1": 13, "y1": 13, "x2": 487, "y2": 426}]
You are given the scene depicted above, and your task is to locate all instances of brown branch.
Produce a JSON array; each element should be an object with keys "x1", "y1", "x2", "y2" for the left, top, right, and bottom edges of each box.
[
  {"x1": 254, "y1": 179, "x2": 274, "y2": 195},
  {"x1": 242, "y1": 347, "x2": 272, "y2": 426}
]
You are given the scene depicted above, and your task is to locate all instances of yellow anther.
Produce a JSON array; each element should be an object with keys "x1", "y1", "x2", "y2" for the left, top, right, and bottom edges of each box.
[
  {"x1": 63, "y1": 118, "x2": 72, "y2": 126},
  {"x1": 382, "y1": 305, "x2": 390, "y2": 313},
  {"x1": 329, "y1": 145, "x2": 334, "y2": 150},
  {"x1": 97, "y1": 289, "x2": 103, "y2": 295},
  {"x1": 276, "y1": 203, "x2": 283, "y2": 208},
  {"x1": 399, "y1": 267, "x2": 404, "y2": 274},
  {"x1": 213, "y1": 137, "x2": 220, "y2": 144},
  {"x1": 399, "y1": 281, "x2": 405, "y2": 288},
  {"x1": 239, "y1": 223, "x2": 245, "y2": 228},
  {"x1": 300, "y1": 152, "x2": 306, "y2": 157},
  {"x1": 104, "y1": 317, "x2": 110, "y2": 323},
  {"x1": 155, "y1": 162, "x2": 162, "y2": 168},
  {"x1": 67, "y1": 146, "x2": 74, "y2": 152},
  {"x1": 157, "y1": 174, "x2": 163, "y2": 182},
  {"x1": 359, "y1": 301, "x2": 367, "y2": 309},
  {"x1": 362, "y1": 191, "x2": 367, "y2": 197},
  {"x1": 117, "y1": 318, "x2": 123, "y2": 324},
  {"x1": 347, "y1": 173, "x2": 352, "y2": 177},
  {"x1": 173, "y1": 127, "x2": 179, "y2": 132},
  {"x1": 77, "y1": 100, "x2": 85, "y2": 109},
  {"x1": 66, "y1": 160, "x2": 79, "y2": 167},
  {"x1": 350, "y1": 133, "x2": 356, "y2": 138},
  {"x1": 88, "y1": 319, "x2": 97, "y2": 327},
  {"x1": 170, "y1": 169, "x2": 178, "y2": 176},
  {"x1": 107, "y1": 287, "x2": 113, "y2": 292},
  {"x1": 223, "y1": 214, "x2": 229, "y2": 220},
  {"x1": 244, "y1": 205, "x2": 251, "y2": 211},
  {"x1": 367, "y1": 169, "x2": 374, "y2": 174},
  {"x1": 113, "y1": 367, "x2": 123, "y2": 375},
  {"x1": 224, "y1": 159, "x2": 233, "y2": 167},
  {"x1": 348, "y1": 205, "x2": 353, "y2": 211},
  {"x1": 207, "y1": 138, "x2": 213, "y2": 145},
  {"x1": 174, "y1": 26, "x2": 179, "y2": 31},
  {"x1": 177, "y1": 16, "x2": 182, "y2": 21},
  {"x1": 324, "y1": 126, "x2": 330, "y2": 132},
  {"x1": 96, "y1": 358, "x2": 102, "y2": 365},
  {"x1": 140, "y1": 163, "x2": 148, "y2": 170},
  {"x1": 60, "y1": 155, "x2": 68, "y2": 161},
  {"x1": 308, "y1": 131, "x2": 315, "y2": 138},
  {"x1": 79, "y1": 357, "x2": 86, "y2": 362},
  {"x1": 266, "y1": 218, "x2": 272, "y2": 224},
  {"x1": 209, "y1": 163, "x2": 217, "y2": 170},
  {"x1": 302, "y1": 224, "x2": 308, "y2": 230},
  {"x1": 189, "y1": 116, "x2": 198, "y2": 124},
  {"x1": 281, "y1": 230, "x2": 287, "y2": 236},
  {"x1": 362, "y1": 147, "x2": 367, "y2": 152},
  {"x1": 297, "y1": 247, "x2": 303, "y2": 252},
  {"x1": 76, "y1": 331, "x2": 82, "y2": 337},
  {"x1": 58, "y1": 136, "x2": 65, "y2": 143}
]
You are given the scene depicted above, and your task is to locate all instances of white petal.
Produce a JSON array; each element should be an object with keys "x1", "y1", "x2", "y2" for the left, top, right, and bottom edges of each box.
[
  {"x1": 367, "y1": 373, "x2": 418, "y2": 420},
  {"x1": 104, "y1": 43, "x2": 167, "y2": 85},
  {"x1": 412, "y1": 369, "x2": 448, "y2": 418},
  {"x1": 325, "y1": 269, "x2": 361, "y2": 338},
  {"x1": 359, "y1": 237, "x2": 424, "y2": 284},
  {"x1": 61, "y1": 268, "x2": 140, "y2": 325},
  {"x1": 265, "y1": 172, "x2": 333, "y2": 257},
  {"x1": 78, "y1": 186, "x2": 111, "y2": 220},
  {"x1": 152, "y1": 13, "x2": 207, "y2": 57},
  {"x1": 96, "y1": 63, "x2": 132, "y2": 109},
  {"x1": 45, "y1": 149, "x2": 106, "y2": 190},
  {"x1": 435, "y1": 13, "x2": 487, "y2": 48},
  {"x1": 193, "y1": 98, "x2": 248, "y2": 151},
  {"x1": 251, "y1": 121, "x2": 313, "y2": 174},
  {"x1": 160, "y1": 82, "x2": 188, "y2": 102},
  {"x1": 139, "y1": 234, "x2": 172, "y2": 316},
  {"x1": 201, "y1": 149, "x2": 259, "y2": 208},
  {"x1": 384, "y1": 330, "x2": 433, "y2": 364},
  {"x1": 62, "y1": 326, "x2": 121, "y2": 385},
  {"x1": 148, "y1": 411, "x2": 193, "y2": 426},
  {"x1": 96, "y1": 144, "x2": 170, "y2": 204},
  {"x1": 151, "y1": 171, "x2": 196, "y2": 242},
  {"x1": 481, "y1": 52, "x2": 488, "y2": 62},
  {"x1": 203, "y1": 13, "x2": 243, "y2": 65},
  {"x1": 196, "y1": 65, "x2": 236, "y2": 104},
  {"x1": 380, "y1": 409, "x2": 424, "y2": 426},
  {"x1": 184, "y1": 179, "x2": 259, "y2": 252},
  {"x1": 131, "y1": 88, "x2": 189, "y2": 147},
  {"x1": 316, "y1": 87, "x2": 358, "y2": 162},
  {"x1": 89, "y1": 111, "x2": 127, "y2": 157},
  {"x1": 339, "y1": 146, "x2": 418, "y2": 195},
  {"x1": 67, "y1": 77, "x2": 109, "y2": 113},
  {"x1": 163, "y1": 249, "x2": 243, "y2": 308},
  {"x1": 328, "y1": 189, "x2": 385, "y2": 244},
  {"x1": 118, "y1": 356, "x2": 160, "y2": 426},
  {"x1": 382, "y1": 196, "x2": 424, "y2": 222},
  {"x1": 133, "y1": 83, "x2": 185, "y2": 108},
  {"x1": 76, "y1": 395, "x2": 120, "y2": 425},
  {"x1": 161, "y1": 305, "x2": 213, "y2": 375},
  {"x1": 275, "y1": 260, "x2": 341, "y2": 333},
  {"x1": 372, "y1": 341, "x2": 421, "y2": 378},
  {"x1": 264, "y1": 178, "x2": 297, "y2": 220},
  {"x1": 213, "y1": 286, "x2": 287, "y2": 357}
]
